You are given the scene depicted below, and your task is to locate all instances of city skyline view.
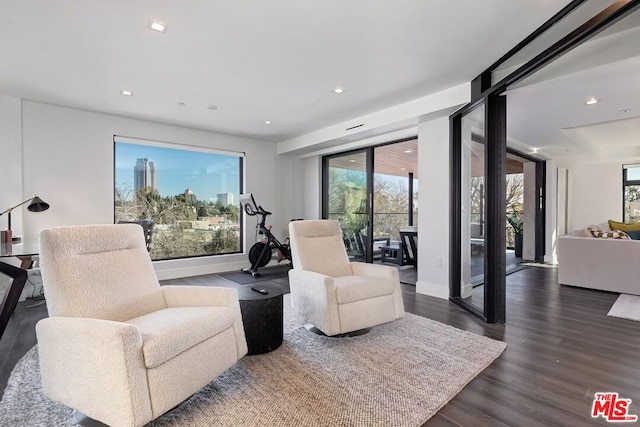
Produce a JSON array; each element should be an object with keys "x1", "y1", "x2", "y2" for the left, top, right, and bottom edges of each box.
[{"x1": 115, "y1": 141, "x2": 241, "y2": 202}]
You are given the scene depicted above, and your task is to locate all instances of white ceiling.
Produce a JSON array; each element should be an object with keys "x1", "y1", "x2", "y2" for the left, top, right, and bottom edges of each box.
[{"x1": 0, "y1": 0, "x2": 573, "y2": 143}]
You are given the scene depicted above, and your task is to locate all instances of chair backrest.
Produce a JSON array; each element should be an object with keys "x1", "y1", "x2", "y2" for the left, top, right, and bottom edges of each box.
[
  {"x1": 289, "y1": 220, "x2": 353, "y2": 277},
  {"x1": 399, "y1": 226, "x2": 418, "y2": 267},
  {"x1": 40, "y1": 224, "x2": 166, "y2": 321},
  {"x1": 117, "y1": 219, "x2": 153, "y2": 252}
]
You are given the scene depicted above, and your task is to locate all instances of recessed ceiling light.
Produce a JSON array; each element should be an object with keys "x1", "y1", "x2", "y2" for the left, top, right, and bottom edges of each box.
[
  {"x1": 150, "y1": 22, "x2": 167, "y2": 33},
  {"x1": 177, "y1": 102, "x2": 186, "y2": 107},
  {"x1": 400, "y1": 167, "x2": 406, "y2": 171},
  {"x1": 349, "y1": 159, "x2": 356, "y2": 163},
  {"x1": 333, "y1": 88, "x2": 344, "y2": 94},
  {"x1": 404, "y1": 150, "x2": 413, "y2": 153},
  {"x1": 621, "y1": 109, "x2": 631, "y2": 113},
  {"x1": 264, "y1": 120, "x2": 272, "y2": 125},
  {"x1": 585, "y1": 97, "x2": 598, "y2": 105},
  {"x1": 120, "y1": 90, "x2": 133, "y2": 96},
  {"x1": 206, "y1": 105, "x2": 218, "y2": 110}
]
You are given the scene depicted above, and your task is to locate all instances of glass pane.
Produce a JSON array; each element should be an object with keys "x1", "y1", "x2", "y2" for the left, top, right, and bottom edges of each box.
[
  {"x1": 327, "y1": 151, "x2": 368, "y2": 261},
  {"x1": 506, "y1": 152, "x2": 526, "y2": 268},
  {"x1": 461, "y1": 104, "x2": 486, "y2": 314},
  {"x1": 626, "y1": 165, "x2": 640, "y2": 181},
  {"x1": 114, "y1": 139, "x2": 242, "y2": 260},
  {"x1": 373, "y1": 139, "x2": 418, "y2": 241},
  {"x1": 624, "y1": 185, "x2": 640, "y2": 223}
]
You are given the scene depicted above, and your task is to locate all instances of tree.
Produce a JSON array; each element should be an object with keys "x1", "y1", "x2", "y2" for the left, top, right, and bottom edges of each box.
[
  {"x1": 373, "y1": 174, "x2": 411, "y2": 240},
  {"x1": 468, "y1": 173, "x2": 524, "y2": 246},
  {"x1": 114, "y1": 185, "x2": 240, "y2": 260}
]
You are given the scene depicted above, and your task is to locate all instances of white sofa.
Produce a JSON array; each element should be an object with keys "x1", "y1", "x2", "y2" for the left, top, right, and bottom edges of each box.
[{"x1": 557, "y1": 224, "x2": 640, "y2": 295}]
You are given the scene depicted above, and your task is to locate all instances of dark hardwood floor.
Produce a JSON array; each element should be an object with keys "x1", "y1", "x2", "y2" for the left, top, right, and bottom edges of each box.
[{"x1": 1, "y1": 266, "x2": 638, "y2": 426}]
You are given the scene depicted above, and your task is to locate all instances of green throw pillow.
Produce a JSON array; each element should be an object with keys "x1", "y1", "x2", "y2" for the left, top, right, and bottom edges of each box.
[{"x1": 608, "y1": 220, "x2": 640, "y2": 232}]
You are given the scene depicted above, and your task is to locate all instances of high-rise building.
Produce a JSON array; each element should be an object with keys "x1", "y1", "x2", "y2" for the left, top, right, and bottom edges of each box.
[
  {"x1": 217, "y1": 193, "x2": 233, "y2": 207},
  {"x1": 134, "y1": 158, "x2": 157, "y2": 193},
  {"x1": 184, "y1": 188, "x2": 197, "y2": 204}
]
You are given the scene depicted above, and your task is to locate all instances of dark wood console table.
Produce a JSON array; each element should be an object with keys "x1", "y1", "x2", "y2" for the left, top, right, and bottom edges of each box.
[{"x1": 0, "y1": 242, "x2": 39, "y2": 342}]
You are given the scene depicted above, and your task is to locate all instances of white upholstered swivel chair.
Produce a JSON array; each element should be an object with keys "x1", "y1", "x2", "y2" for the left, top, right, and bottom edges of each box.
[
  {"x1": 36, "y1": 224, "x2": 247, "y2": 427},
  {"x1": 288, "y1": 220, "x2": 404, "y2": 336}
]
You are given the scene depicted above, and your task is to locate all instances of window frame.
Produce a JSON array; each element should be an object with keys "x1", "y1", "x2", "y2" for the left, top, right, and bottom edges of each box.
[
  {"x1": 623, "y1": 164, "x2": 640, "y2": 223},
  {"x1": 113, "y1": 135, "x2": 244, "y2": 261}
]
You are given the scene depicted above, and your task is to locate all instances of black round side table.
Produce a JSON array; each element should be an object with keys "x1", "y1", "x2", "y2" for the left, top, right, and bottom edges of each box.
[{"x1": 236, "y1": 285, "x2": 285, "y2": 355}]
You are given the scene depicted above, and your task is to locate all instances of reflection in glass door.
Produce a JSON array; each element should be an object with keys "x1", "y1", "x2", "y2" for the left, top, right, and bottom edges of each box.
[
  {"x1": 452, "y1": 95, "x2": 507, "y2": 323},
  {"x1": 460, "y1": 105, "x2": 486, "y2": 315},
  {"x1": 325, "y1": 151, "x2": 369, "y2": 261}
]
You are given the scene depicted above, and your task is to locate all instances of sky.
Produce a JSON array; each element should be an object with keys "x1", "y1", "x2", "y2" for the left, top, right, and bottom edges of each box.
[{"x1": 114, "y1": 141, "x2": 240, "y2": 202}]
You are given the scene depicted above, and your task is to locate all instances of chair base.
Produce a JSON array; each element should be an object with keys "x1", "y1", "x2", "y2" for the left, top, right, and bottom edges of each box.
[
  {"x1": 72, "y1": 410, "x2": 108, "y2": 427},
  {"x1": 304, "y1": 323, "x2": 372, "y2": 337}
]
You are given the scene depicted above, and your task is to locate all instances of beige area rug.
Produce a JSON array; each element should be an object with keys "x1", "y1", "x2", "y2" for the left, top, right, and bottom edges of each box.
[
  {"x1": 608, "y1": 294, "x2": 640, "y2": 322},
  {"x1": 0, "y1": 300, "x2": 506, "y2": 427}
]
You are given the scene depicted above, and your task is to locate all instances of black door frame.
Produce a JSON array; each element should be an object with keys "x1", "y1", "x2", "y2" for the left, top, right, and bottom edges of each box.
[{"x1": 450, "y1": 0, "x2": 640, "y2": 323}]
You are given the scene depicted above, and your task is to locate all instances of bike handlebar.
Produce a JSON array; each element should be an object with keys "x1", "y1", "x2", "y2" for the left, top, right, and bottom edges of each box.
[{"x1": 243, "y1": 204, "x2": 271, "y2": 217}]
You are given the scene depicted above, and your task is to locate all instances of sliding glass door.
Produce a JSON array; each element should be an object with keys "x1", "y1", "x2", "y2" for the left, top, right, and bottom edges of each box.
[
  {"x1": 451, "y1": 95, "x2": 507, "y2": 323},
  {"x1": 324, "y1": 150, "x2": 370, "y2": 261},
  {"x1": 459, "y1": 105, "x2": 487, "y2": 315},
  {"x1": 323, "y1": 139, "x2": 418, "y2": 264}
]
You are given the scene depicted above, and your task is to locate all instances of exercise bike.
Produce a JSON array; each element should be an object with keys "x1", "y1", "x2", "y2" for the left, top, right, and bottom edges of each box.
[{"x1": 240, "y1": 193, "x2": 292, "y2": 277}]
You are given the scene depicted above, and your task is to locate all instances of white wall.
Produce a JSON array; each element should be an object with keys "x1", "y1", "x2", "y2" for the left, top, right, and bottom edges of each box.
[
  {"x1": 545, "y1": 159, "x2": 576, "y2": 264},
  {"x1": 415, "y1": 117, "x2": 450, "y2": 299},
  {"x1": 0, "y1": 95, "x2": 24, "y2": 298},
  {"x1": 572, "y1": 162, "x2": 623, "y2": 229},
  {"x1": 302, "y1": 156, "x2": 322, "y2": 220},
  {"x1": 522, "y1": 162, "x2": 536, "y2": 261},
  {"x1": 0, "y1": 95, "x2": 23, "y2": 233},
  {"x1": 3, "y1": 99, "x2": 299, "y2": 279},
  {"x1": 544, "y1": 160, "x2": 623, "y2": 265}
]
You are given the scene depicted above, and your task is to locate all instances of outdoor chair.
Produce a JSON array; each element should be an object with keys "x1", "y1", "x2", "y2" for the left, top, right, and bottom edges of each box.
[{"x1": 400, "y1": 226, "x2": 418, "y2": 269}]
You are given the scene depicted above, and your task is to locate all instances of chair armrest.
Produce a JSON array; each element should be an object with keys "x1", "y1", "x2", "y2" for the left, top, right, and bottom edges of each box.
[
  {"x1": 350, "y1": 262, "x2": 405, "y2": 319},
  {"x1": 162, "y1": 285, "x2": 239, "y2": 308},
  {"x1": 288, "y1": 269, "x2": 336, "y2": 303},
  {"x1": 350, "y1": 261, "x2": 399, "y2": 281},
  {"x1": 161, "y1": 285, "x2": 247, "y2": 358},
  {"x1": 36, "y1": 317, "x2": 152, "y2": 427},
  {"x1": 288, "y1": 269, "x2": 342, "y2": 335}
]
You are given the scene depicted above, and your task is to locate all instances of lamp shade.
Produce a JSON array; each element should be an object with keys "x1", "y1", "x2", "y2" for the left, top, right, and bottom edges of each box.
[{"x1": 27, "y1": 196, "x2": 50, "y2": 213}]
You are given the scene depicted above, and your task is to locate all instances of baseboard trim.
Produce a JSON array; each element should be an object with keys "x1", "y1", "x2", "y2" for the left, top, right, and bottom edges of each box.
[
  {"x1": 543, "y1": 254, "x2": 558, "y2": 265},
  {"x1": 154, "y1": 260, "x2": 250, "y2": 281},
  {"x1": 416, "y1": 280, "x2": 449, "y2": 299},
  {"x1": 153, "y1": 259, "x2": 283, "y2": 281}
]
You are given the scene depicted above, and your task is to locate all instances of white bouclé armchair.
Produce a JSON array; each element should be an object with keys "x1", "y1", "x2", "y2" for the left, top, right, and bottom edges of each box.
[
  {"x1": 36, "y1": 224, "x2": 247, "y2": 427},
  {"x1": 288, "y1": 220, "x2": 404, "y2": 336}
]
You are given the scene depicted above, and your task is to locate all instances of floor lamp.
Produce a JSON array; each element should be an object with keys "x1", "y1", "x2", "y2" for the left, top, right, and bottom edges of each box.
[{"x1": 0, "y1": 196, "x2": 50, "y2": 243}]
